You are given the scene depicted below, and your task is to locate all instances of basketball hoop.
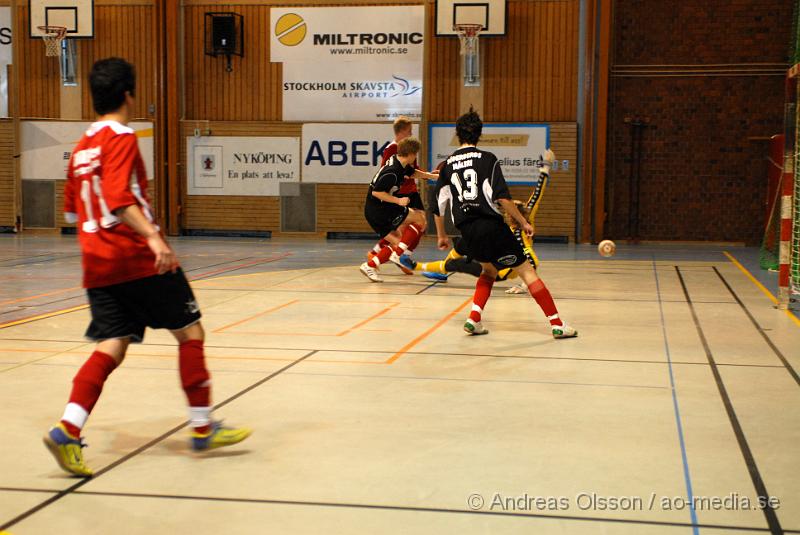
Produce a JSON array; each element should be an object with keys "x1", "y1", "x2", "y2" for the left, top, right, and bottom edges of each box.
[
  {"x1": 454, "y1": 23, "x2": 483, "y2": 87},
  {"x1": 454, "y1": 23, "x2": 482, "y2": 56},
  {"x1": 37, "y1": 26, "x2": 67, "y2": 57}
]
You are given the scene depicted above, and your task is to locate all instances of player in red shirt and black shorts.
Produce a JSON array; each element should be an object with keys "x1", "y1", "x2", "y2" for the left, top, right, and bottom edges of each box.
[
  {"x1": 43, "y1": 58, "x2": 250, "y2": 477},
  {"x1": 367, "y1": 117, "x2": 437, "y2": 273}
]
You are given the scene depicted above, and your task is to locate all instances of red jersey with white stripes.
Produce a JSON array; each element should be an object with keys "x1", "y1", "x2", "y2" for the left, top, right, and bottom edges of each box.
[
  {"x1": 64, "y1": 120, "x2": 159, "y2": 288},
  {"x1": 381, "y1": 141, "x2": 419, "y2": 194}
]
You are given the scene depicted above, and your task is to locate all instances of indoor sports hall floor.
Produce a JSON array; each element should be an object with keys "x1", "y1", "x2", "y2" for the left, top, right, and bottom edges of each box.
[{"x1": 0, "y1": 236, "x2": 798, "y2": 535}]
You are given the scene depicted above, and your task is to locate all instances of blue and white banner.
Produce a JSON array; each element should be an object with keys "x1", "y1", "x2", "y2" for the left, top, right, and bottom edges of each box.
[
  {"x1": 0, "y1": 8, "x2": 11, "y2": 118},
  {"x1": 271, "y1": 6, "x2": 424, "y2": 121},
  {"x1": 303, "y1": 123, "x2": 419, "y2": 183},
  {"x1": 429, "y1": 123, "x2": 551, "y2": 183},
  {"x1": 282, "y1": 62, "x2": 421, "y2": 122}
]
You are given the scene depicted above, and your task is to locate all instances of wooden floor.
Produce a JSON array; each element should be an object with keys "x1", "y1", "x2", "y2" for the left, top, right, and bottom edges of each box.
[{"x1": 0, "y1": 237, "x2": 798, "y2": 534}]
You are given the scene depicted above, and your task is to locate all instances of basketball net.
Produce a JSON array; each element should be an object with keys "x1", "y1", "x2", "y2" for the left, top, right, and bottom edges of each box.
[
  {"x1": 454, "y1": 23, "x2": 482, "y2": 57},
  {"x1": 38, "y1": 26, "x2": 67, "y2": 57}
]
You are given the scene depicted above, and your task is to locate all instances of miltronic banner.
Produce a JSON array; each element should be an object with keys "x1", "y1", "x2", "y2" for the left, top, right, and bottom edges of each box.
[{"x1": 271, "y1": 6, "x2": 424, "y2": 121}]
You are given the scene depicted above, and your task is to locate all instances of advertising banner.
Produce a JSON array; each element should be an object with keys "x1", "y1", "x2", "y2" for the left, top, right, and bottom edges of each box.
[
  {"x1": 21, "y1": 121, "x2": 154, "y2": 180},
  {"x1": 271, "y1": 6, "x2": 424, "y2": 121},
  {"x1": 429, "y1": 123, "x2": 550, "y2": 184},
  {"x1": 187, "y1": 136, "x2": 300, "y2": 196}
]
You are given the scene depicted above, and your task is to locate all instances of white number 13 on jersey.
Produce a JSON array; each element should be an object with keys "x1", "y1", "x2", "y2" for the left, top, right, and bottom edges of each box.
[{"x1": 451, "y1": 169, "x2": 479, "y2": 202}]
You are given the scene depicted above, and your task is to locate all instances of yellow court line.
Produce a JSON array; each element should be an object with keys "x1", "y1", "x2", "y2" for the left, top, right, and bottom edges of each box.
[
  {"x1": 0, "y1": 304, "x2": 89, "y2": 330},
  {"x1": 723, "y1": 251, "x2": 800, "y2": 327}
]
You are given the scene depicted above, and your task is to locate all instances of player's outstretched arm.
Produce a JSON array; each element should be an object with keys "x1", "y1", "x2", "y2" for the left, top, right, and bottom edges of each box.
[
  {"x1": 411, "y1": 169, "x2": 438, "y2": 181},
  {"x1": 115, "y1": 204, "x2": 177, "y2": 274}
]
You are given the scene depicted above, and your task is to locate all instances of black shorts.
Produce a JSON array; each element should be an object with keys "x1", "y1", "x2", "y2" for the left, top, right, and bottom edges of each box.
[
  {"x1": 397, "y1": 191, "x2": 425, "y2": 210},
  {"x1": 85, "y1": 268, "x2": 202, "y2": 343},
  {"x1": 457, "y1": 217, "x2": 527, "y2": 269},
  {"x1": 364, "y1": 201, "x2": 409, "y2": 237}
]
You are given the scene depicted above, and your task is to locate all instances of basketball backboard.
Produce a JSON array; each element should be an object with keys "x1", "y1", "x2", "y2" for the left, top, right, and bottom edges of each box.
[
  {"x1": 29, "y1": 0, "x2": 94, "y2": 39},
  {"x1": 435, "y1": 0, "x2": 506, "y2": 36}
]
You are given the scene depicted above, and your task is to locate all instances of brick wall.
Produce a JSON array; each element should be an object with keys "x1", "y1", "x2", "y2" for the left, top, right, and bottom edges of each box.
[{"x1": 606, "y1": 0, "x2": 794, "y2": 243}]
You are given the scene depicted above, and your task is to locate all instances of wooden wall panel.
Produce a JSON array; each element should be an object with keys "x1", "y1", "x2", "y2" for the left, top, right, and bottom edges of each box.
[
  {"x1": 424, "y1": 2, "x2": 460, "y2": 123},
  {"x1": 509, "y1": 123, "x2": 576, "y2": 239},
  {"x1": 317, "y1": 184, "x2": 371, "y2": 232},
  {"x1": 183, "y1": 5, "x2": 283, "y2": 121},
  {"x1": 483, "y1": 0, "x2": 579, "y2": 122},
  {"x1": 15, "y1": 5, "x2": 60, "y2": 118},
  {"x1": 79, "y1": 4, "x2": 158, "y2": 120},
  {"x1": 180, "y1": 121, "x2": 299, "y2": 231},
  {"x1": 0, "y1": 120, "x2": 13, "y2": 226}
]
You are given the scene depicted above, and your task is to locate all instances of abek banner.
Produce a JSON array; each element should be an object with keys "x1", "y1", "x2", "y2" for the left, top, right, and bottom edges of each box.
[
  {"x1": 271, "y1": 6, "x2": 424, "y2": 121},
  {"x1": 303, "y1": 123, "x2": 420, "y2": 183}
]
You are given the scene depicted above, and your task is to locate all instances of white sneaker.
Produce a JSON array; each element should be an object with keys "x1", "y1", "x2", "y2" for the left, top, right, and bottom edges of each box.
[
  {"x1": 551, "y1": 323, "x2": 577, "y2": 339},
  {"x1": 359, "y1": 262, "x2": 382, "y2": 282},
  {"x1": 505, "y1": 282, "x2": 526, "y2": 294},
  {"x1": 464, "y1": 319, "x2": 489, "y2": 335}
]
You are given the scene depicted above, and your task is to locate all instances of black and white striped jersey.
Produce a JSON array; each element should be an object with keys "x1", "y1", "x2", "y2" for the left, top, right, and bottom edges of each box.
[{"x1": 433, "y1": 146, "x2": 512, "y2": 227}]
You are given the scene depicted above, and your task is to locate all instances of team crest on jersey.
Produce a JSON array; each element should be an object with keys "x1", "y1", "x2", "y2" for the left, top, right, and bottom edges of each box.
[{"x1": 497, "y1": 254, "x2": 518, "y2": 266}]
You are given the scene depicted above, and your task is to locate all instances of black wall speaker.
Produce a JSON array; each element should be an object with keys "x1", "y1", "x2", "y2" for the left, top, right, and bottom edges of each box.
[{"x1": 212, "y1": 16, "x2": 236, "y2": 53}]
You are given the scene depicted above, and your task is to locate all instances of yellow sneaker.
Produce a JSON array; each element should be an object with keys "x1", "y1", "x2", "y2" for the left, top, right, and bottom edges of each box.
[
  {"x1": 43, "y1": 423, "x2": 93, "y2": 477},
  {"x1": 191, "y1": 421, "x2": 252, "y2": 451}
]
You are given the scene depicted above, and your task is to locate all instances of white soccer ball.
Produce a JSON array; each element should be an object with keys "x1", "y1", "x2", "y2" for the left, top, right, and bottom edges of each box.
[{"x1": 598, "y1": 239, "x2": 616, "y2": 257}]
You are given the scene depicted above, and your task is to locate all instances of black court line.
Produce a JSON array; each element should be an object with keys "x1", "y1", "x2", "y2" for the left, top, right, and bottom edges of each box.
[
  {"x1": 196, "y1": 285, "x2": 737, "y2": 304},
  {"x1": 415, "y1": 281, "x2": 441, "y2": 295},
  {"x1": 712, "y1": 266, "x2": 800, "y2": 387},
  {"x1": 0, "y1": 349, "x2": 318, "y2": 532},
  {"x1": 0, "y1": 337, "x2": 790, "y2": 371},
  {"x1": 0, "y1": 487, "x2": 59, "y2": 494},
  {"x1": 676, "y1": 267, "x2": 782, "y2": 535},
  {"x1": 51, "y1": 489, "x2": 775, "y2": 533}
]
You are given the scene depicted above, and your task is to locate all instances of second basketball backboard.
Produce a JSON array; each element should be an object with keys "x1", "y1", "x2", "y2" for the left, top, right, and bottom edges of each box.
[
  {"x1": 435, "y1": 0, "x2": 506, "y2": 36},
  {"x1": 29, "y1": 0, "x2": 94, "y2": 38}
]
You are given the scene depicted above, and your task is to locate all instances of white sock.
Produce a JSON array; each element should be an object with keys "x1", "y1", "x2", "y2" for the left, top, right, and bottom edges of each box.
[{"x1": 189, "y1": 406, "x2": 211, "y2": 429}]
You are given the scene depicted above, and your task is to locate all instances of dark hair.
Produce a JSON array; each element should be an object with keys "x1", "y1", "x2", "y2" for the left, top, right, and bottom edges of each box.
[
  {"x1": 89, "y1": 58, "x2": 136, "y2": 115},
  {"x1": 455, "y1": 108, "x2": 482, "y2": 145},
  {"x1": 397, "y1": 136, "x2": 421, "y2": 157}
]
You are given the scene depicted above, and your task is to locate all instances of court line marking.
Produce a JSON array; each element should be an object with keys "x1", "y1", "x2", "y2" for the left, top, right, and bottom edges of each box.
[
  {"x1": 0, "y1": 349, "x2": 318, "y2": 532},
  {"x1": 722, "y1": 251, "x2": 800, "y2": 327},
  {"x1": 285, "y1": 370, "x2": 668, "y2": 390},
  {"x1": 0, "y1": 343, "x2": 90, "y2": 375},
  {"x1": 0, "y1": 286, "x2": 81, "y2": 307},
  {"x1": 213, "y1": 300, "x2": 300, "y2": 333},
  {"x1": 713, "y1": 266, "x2": 800, "y2": 387},
  {"x1": 652, "y1": 261, "x2": 699, "y2": 532},
  {"x1": 0, "y1": 305, "x2": 89, "y2": 330},
  {"x1": 49, "y1": 489, "x2": 777, "y2": 533},
  {"x1": 216, "y1": 300, "x2": 402, "y2": 338},
  {"x1": 676, "y1": 266, "x2": 782, "y2": 535},
  {"x1": 385, "y1": 297, "x2": 472, "y2": 364},
  {"x1": 0, "y1": 340, "x2": 789, "y2": 370}
]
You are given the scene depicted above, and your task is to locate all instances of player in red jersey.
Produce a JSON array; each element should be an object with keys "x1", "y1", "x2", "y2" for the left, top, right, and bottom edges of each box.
[
  {"x1": 43, "y1": 58, "x2": 250, "y2": 477},
  {"x1": 367, "y1": 117, "x2": 436, "y2": 273}
]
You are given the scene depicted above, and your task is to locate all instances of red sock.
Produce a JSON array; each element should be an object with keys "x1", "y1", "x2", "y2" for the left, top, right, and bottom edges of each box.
[
  {"x1": 61, "y1": 351, "x2": 118, "y2": 436},
  {"x1": 469, "y1": 274, "x2": 495, "y2": 323},
  {"x1": 528, "y1": 279, "x2": 563, "y2": 326},
  {"x1": 368, "y1": 245, "x2": 393, "y2": 267},
  {"x1": 393, "y1": 224, "x2": 423, "y2": 254},
  {"x1": 371, "y1": 239, "x2": 389, "y2": 254},
  {"x1": 179, "y1": 340, "x2": 211, "y2": 408}
]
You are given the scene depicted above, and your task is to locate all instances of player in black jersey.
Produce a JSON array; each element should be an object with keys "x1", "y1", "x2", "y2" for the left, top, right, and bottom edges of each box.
[
  {"x1": 432, "y1": 110, "x2": 577, "y2": 338},
  {"x1": 360, "y1": 137, "x2": 430, "y2": 282}
]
